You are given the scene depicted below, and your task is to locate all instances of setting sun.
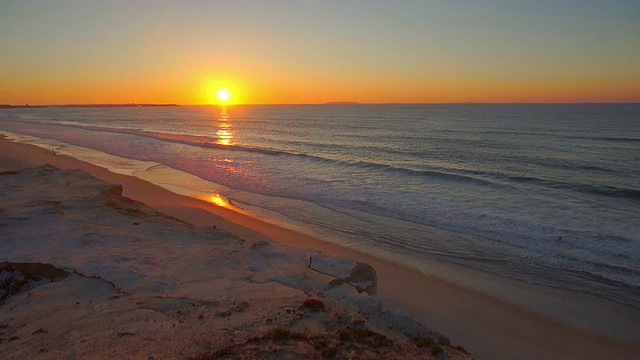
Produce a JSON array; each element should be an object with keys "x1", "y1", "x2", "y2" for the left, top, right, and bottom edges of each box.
[{"x1": 217, "y1": 89, "x2": 230, "y2": 102}]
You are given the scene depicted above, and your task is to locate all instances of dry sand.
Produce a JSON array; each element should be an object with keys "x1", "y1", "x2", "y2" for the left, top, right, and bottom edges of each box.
[
  {"x1": 1, "y1": 163, "x2": 472, "y2": 359},
  {"x1": 1, "y1": 136, "x2": 639, "y2": 360}
]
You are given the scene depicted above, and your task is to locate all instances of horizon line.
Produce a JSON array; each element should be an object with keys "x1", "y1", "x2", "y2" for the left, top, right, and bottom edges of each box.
[{"x1": 2, "y1": 101, "x2": 640, "y2": 108}]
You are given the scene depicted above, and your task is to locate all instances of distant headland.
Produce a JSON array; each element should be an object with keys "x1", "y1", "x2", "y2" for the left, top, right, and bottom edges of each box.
[{"x1": 0, "y1": 103, "x2": 179, "y2": 109}]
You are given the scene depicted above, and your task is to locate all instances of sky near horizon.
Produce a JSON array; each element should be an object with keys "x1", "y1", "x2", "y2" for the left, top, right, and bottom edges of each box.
[{"x1": 1, "y1": 0, "x2": 639, "y2": 105}]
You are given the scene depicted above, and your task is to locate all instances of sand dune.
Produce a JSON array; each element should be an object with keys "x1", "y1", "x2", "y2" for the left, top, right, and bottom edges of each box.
[{"x1": 0, "y1": 164, "x2": 469, "y2": 359}]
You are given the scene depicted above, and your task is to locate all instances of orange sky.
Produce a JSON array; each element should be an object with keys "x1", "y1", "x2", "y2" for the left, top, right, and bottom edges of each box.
[{"x1": 1, "y1": 1, "x2": 639, "y2": 105}]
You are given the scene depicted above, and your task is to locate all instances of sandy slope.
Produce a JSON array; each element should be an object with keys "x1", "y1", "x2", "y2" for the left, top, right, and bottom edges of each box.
[{"x1": 0, "y1": 164, "x2": 469, "y2": 359}]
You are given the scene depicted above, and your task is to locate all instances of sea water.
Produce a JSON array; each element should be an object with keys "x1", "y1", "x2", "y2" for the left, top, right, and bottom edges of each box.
[{"x1": 1, "y1": 103, "x2": 639, "y2": 308}]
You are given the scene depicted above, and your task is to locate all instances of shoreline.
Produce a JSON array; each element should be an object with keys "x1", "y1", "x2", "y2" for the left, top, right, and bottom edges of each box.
[{"x1": 2, "y1": 136, "x2": 640, "y2": 359}]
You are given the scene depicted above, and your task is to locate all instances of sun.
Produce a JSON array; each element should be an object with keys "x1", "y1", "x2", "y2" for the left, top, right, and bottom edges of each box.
[{"x1": 217, "y1": 89, "x2": 230, "y2": 102}]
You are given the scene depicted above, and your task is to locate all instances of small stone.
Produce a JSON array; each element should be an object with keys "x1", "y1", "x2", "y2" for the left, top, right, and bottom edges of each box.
[
  {"x1": 346, "y1": 263, "x2": 377, "y2": 295},
  {"x1": 31, "y1": 328, "x2": 47, "y2": 335},
  {"x1": 302, "y1": 298, "x2": 325, "y2": 310},
  {"x1": 101, "y1": 184, "x2": 123, "y2": 196}
]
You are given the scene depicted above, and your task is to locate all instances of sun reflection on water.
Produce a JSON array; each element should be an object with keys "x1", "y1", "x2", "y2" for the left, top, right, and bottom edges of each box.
[
  {"x1": 216, "y1": 108, "x2": 234, "y2": 146},
  {"x1": 203, "y1": 193, "x2": 231, "y2": 207},
  {"x1": 201, "y1": 107, "x2": 254, "y2": 210}
]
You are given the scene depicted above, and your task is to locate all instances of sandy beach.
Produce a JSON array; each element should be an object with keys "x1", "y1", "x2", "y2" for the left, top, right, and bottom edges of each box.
[{"x1": 2, "y1": 136, "x2": 640, "y2": 360}]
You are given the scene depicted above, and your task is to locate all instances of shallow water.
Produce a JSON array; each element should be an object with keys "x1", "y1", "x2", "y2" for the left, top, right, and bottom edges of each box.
[{"x1": 2, "y1": 103, "x2": 639, "y2": 308}]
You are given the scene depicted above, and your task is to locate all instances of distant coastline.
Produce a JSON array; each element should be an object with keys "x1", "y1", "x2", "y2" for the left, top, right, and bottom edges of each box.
[
  {"x1": 0, "y1": 103, "x2": 179, "y2": 109},
  {"x1": 0, "y1": 104, "x2": 48, "y2": 109},
  {"x1": 2, "y1": 102, "x2": 638, "y2": 109}
]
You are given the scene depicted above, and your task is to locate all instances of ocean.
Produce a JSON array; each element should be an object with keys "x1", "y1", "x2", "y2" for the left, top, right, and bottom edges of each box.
[{"x1": 1, "y1": 103, "x2": 639, "y2": 309}]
